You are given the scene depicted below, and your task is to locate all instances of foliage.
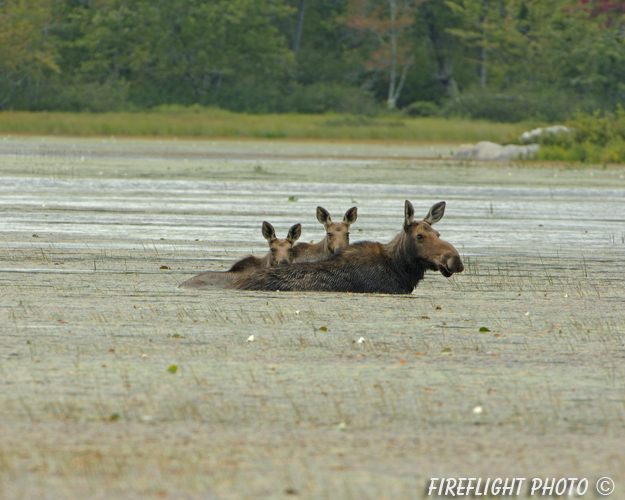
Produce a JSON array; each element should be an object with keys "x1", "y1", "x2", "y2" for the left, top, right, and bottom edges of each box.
[
  {"x1": 340, "y1": 0, "x2": 420, "y2": 110},
  {"x1": 537, "y1": 107, "x2": 625, "y2": 163},
  {"x1": 286, "y1": 83, "x2": 377, "y2": 114},
  {"x1": 16, "y1": 0, "x2": 294, "y2": 111},
  {"x1": 441, "y1": 86, "x2": 601, "y2": 123},
  {"x1": 403, "y1": 101, "x2": 439, "y2": 117},
  {"x1": 0, "y1": 0, "x2": 59, "y2": 108},
  {"x1": 2, "y1": 0, "x2": 625, "y2": 123}
]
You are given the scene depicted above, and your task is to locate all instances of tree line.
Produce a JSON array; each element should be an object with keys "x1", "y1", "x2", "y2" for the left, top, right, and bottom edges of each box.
[{"x1": 1, "y1": 0, "x2": 624, "y2": 121}]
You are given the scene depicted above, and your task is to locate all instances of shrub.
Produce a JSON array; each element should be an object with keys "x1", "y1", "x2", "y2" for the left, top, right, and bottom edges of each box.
[
  {"x1": 536, "y1": 106, "x2": 625, "y2": 163},
  {"x1": 216, "y1": 81, "x2": 288, "y2": 114},
  {"x1": 441, "y1": 87, "x2": 601, "y2": 123},
  {"x1": 9, "y1": 79, "x2": 130, "y2": 112},
  {"x1": 403, "y1": 101, "x2": 439, "y2": 117},
  {"x1": 286, "y1": 83, "x2": 378, "y2": 115}
]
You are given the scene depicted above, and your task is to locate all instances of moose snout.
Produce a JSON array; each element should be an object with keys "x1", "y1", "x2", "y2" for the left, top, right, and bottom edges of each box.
[
  {"x1": 439, "y1": 252, "x2": 464, "y2": 277},
  {"x1": 446, "y1": 254, "x2": 464, "y2": 273},
  {"x1": 277, "y1": 258, "x2": 290, "y2": 266}
]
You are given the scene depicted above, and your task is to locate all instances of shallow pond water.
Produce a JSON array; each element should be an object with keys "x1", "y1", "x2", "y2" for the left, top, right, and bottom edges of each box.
[{"x1": 1, "y1": 136, "x2": 624, "y2": 500}]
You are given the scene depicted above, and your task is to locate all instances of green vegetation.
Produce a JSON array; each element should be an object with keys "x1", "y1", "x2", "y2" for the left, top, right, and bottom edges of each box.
[
  {"x1": 536, "y1": 108, "x2": 625, "y2": 164},
  {"x1": 0, "y1": 109, "x2": 533, "y2": 143},
  {"x1": 1, "y1": 0, "x2": 624, "y2": 122}
]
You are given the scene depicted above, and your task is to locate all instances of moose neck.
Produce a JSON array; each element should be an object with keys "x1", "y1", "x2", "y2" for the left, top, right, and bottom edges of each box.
[{"x1": 384, "y1": 230, "x2": 426, "y2": 289}]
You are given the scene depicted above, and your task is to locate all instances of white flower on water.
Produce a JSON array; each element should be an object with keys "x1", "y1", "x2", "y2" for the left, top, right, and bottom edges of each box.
[
  {"x1": 357, "y1": 337, "x2": 365, "y2": 344},
  {"x1": 247, "y1": 335, "x2": 255, "y2": 342}
]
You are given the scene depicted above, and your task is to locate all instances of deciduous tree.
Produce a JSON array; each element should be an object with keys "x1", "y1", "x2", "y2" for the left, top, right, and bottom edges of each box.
[{"x1": 342, "y1": 0, "x2": 421, "y2": 110}]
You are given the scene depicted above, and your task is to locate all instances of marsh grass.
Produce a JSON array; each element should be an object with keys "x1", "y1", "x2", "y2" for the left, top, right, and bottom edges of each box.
[
  {"x1": 452, "y1": 254, "x2": 614, "y2": 298},
  {"x1": 0, "y1": 110, "x2": 533, "y2": 143}
]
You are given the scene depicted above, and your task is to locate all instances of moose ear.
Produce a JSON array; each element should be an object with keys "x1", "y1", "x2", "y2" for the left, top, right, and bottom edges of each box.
[
  {"x1": 287, "y1": 223, "x2": 302, "y2": 244},
  {"x1": 262, "y1": 221, "x2": 276, "y2": 243},
  {"x1": 404, "y1": 200, "x2": 415, "y2": 230},
  {"x1": 316, "y1": 206, "x2": 331, "y2": 227},
  {"x1": 343, "y1": 207, "x2": 357, "y2": 227},
  {"x1": 424, "y1": 201, "x2": 446, "y2": 225}
]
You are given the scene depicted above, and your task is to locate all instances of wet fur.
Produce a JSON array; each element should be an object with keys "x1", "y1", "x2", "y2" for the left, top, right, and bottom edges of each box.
[
  {"x1": 230, "y1": 238, "x2": 425, "y2": 294},
  {"x1": 229, "y1": 201, "x2": 463, "y2": 294}
]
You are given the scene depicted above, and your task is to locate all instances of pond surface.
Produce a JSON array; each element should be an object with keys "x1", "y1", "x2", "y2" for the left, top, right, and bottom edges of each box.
[{"x1": 1, "y1": 136, "x2": 624, "y2": 500}]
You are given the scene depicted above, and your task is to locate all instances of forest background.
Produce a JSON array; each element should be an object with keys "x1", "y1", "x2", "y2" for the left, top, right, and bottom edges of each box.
[{"x1": 2, "y1": 0, "x2": 625, "y2": 123}]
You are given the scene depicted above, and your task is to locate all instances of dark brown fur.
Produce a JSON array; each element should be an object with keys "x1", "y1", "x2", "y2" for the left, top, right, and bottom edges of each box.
[
  {"x1": 178, "y1": 221, "x2": 301, "y2": 289},
  {"x1": 229, "y1": 201, "x2": 463, "y2": 294},
  {"x1": 292, "y1": 206, "x2": 357, "y2": 262}
]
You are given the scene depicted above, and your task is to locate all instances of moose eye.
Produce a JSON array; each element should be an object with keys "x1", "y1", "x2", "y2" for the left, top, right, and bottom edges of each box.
[
  {"x1": 271, "y1": 248, "x2": 277, "y2": 253},
  {"x1": 416, "y1": 234, "x2": 424, "y2": 241},
  {"x1": 327, "y1": 233, "x2": 332, "y2": 237}
]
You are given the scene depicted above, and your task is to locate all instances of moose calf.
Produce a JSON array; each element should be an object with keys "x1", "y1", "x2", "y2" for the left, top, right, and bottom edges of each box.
[
  {"x1": 178, "y1": 221, "x2": 301, "y2": 289},
  {"x1": 292, "y1": 206, "x2": 357, "y2": 262}
]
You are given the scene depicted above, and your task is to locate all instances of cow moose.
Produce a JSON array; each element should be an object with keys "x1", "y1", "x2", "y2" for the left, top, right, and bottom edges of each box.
[
  {"x1": 292, "y1": 206, "x2": 357, "y2": 262},
  {"x1": 228, "y1": 201, "x2": 463, "y2": 294},
  {"x1": 178, "y1": 221, "x2": 301, "y2": 289}
]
